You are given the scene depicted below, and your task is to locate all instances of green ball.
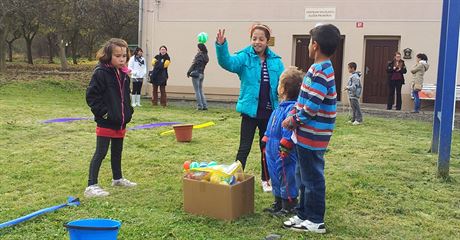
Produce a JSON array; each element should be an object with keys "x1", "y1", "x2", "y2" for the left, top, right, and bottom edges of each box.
[{"x1": 197, "y1": 32, "x2": 208, "y2": 44}]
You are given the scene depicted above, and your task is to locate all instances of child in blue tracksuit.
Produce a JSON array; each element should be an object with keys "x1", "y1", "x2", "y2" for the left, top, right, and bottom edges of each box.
[{"x1": 262, "y1": 67, "x2": 304, "y2": 215}]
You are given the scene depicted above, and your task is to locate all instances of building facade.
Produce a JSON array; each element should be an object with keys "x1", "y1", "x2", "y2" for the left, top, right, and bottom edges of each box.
[{"x1": 140, "y1": 0, "x2": 458, "y2": 110}]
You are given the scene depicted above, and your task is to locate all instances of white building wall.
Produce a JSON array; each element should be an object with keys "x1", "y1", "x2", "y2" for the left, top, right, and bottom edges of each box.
[{"x1": 140, "y1": 0, "x2": 455, "y2": 109}]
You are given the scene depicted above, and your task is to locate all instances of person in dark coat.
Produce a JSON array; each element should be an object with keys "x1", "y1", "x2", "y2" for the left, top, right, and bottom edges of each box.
[
  {"x1": 150, "y1": 45, "x2": 171, "y2": 106},
  {"x1": 386, "y1": 52, "x2": 407, "y2": 110},
  {"x1": 187, "y1": 43, "x2": 209, "y2": 110}
]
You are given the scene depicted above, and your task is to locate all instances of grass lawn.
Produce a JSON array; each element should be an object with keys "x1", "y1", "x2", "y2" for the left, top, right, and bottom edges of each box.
[{"x1": 0, "y1": 75, "x2": 459, "y2": 239}]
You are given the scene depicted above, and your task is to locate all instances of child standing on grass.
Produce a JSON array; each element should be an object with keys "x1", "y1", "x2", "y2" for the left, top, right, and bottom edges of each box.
[
  {"x1": 215, "y1": 24, "x2": 285, "y2": 192},
  {"x1": 262, "y1": 67, "x2": 303, "y2": 216},
  {"x1": 128, "y1": 47, "x2": 147, "y2": 107},
  {"x1": 345, "y1": 62, "x2": 363, "y2": 125},
  {"x1": 85, "y1": 38, "x2": 137, "y2": 198},
  {"x1": 282, "y1": 24, "x2": 340, "y2": 234}
]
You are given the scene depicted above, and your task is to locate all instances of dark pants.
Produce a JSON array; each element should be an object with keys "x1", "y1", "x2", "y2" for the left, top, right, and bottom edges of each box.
[
  {"x1": 387, "y1": 80, "x2": 403, "y2": 110},
  {"x1": 349, "y1": 98, "x2": 363, "y2": 122},
  {"x1": 295, "y1": 147, "x2": 326, "y2": 223},
  {"x1": 152, "y1": 85, "x2": 167, "y2": 106},
  {"x1": 132, "y1": 80, "x2": 143, "y2": 94},
  {"x1": 236, "y1": 115, "x2": 270, "y2": 181},
  {"x1": 88, "y1": 136, "x2": 123, "y2": 186}
]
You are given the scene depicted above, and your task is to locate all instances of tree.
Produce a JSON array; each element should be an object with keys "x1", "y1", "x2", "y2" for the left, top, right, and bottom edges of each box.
[
  {"x1": 95, "y1": 0, "x2": 139, "y2": 43},
  {"x1": 18, "y1": 0, "x2": 42, "y2": 64},
  {"x1": 0, "y1": 0, "x2": 21, "y2": 71},
  {"x1": 4, "y1": 14, "x2": 22, "y2": 62}
]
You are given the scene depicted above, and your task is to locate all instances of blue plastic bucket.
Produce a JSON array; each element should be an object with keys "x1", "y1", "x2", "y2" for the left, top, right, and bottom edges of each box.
[{"x1": 65, "y1": 218, "x2": 121, "y2": 240}]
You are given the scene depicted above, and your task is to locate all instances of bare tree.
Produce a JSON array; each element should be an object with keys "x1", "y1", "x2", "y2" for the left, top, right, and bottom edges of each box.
[
  {"x1": 18, "y1": 0, "x2": 41, "y2": 64},
  {"x1": 0, "y1": 0, "x2": 21, "y2": 71},
  {"x1": 4, "y1": 15, "x2": 22, "y2": 62}
]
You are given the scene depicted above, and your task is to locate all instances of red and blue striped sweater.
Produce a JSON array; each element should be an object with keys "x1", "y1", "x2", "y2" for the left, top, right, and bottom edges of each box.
[{"x1": 287, "y1": 59, "x2": 337, "y2": 150}]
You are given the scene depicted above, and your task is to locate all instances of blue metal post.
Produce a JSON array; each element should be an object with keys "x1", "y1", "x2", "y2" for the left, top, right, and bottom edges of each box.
[
  {"x1": 431, "y1": 0, "x2": 449, "y2": 153},
  {"x1": 437, "y1": 0, "x2": 460, "y2": 178}
]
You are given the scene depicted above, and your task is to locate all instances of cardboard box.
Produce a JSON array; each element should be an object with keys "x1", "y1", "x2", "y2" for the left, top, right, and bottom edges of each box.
[{"x1": 183, "y1": 174, "x2": 254, "y2": 220}]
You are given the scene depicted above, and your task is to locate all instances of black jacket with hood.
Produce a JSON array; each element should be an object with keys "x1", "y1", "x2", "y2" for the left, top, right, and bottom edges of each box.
[{"x1": 86, "y1": 63, "x2": 134, "y2": 130}]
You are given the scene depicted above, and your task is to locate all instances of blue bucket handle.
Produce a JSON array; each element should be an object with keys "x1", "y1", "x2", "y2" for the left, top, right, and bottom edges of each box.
[{"x1": 64, "y1": 223, "x2": 119, "y2": 231}]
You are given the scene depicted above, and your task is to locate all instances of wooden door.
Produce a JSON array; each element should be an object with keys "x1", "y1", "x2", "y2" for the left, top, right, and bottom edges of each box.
[
  {"x1": 363, "y1": 39, "x2": 399, "y2": 103},
  {"x1": 294, "y1": 36, "x2": 344, "y2": 101}
]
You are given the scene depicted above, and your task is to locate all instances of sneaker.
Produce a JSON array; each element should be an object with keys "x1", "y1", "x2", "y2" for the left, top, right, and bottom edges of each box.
[
  {"x1": 84, "y1": 185, "x2": 109, "y2": 198},
  {"x1": 263, "y1": 198, "x2": 282, "y2": 214},
  {"x1": 291, "y1": 219, "x2": 326, "y2": 234},
  {"x1": 112, "y1": 178, "x2": 137, "y2": 187},
  {"x1": 352, "y1": 121, "x2": 361, "y2": 125},
  {"x1": 262, "y1": 181, "x2": 272, "y2": 192},
  {"x1": 283, "y1": 215, "x2": 304, "y2": 228}
]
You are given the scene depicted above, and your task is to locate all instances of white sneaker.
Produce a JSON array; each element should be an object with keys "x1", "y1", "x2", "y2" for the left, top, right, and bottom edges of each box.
[
  {"x1": 283, "y1": 215, "x2": 304, "y2": 228},
  {"x1": 352, "y1": 121, "x2": 361, "y2": 125},
  {"x1": 131, "y1": 95, "x2": 136, "y2": 107},
  {"x1": 291, "y1": 219, "x2": 326, "y2": 234},
  {"x1": 84, "y1": 185, "x2": 109, "y2": 198},
  {"x1": 262, "y1": 181, "x2": 272, "y2": 192},
  {"x1": 112, "y1": 178, "x2": 137, "y2": 187},
  {"x1": 136, "y1": 95, "x2": 142, "y2": 107}
]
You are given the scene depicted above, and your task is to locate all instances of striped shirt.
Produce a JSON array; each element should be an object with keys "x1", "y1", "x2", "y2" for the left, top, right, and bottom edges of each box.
[
  {"x1": 289, "y1": 60, "x2": 337, "y2": 150},
  {"x1": 257, "y1": 60, "x2": 272, "y2": 119}
]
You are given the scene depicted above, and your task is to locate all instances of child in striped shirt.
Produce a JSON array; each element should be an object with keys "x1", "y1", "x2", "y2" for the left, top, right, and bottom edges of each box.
[{"x1": 281, "y1": 24, "x2": 341, "y2": 234}]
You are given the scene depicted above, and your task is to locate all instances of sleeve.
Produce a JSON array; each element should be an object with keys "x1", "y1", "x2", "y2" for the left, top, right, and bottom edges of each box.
[
  {"x1": 151, "y1": 58, "x2": 157, "y2": 66},
  {"x1": 410, "y1": 64, "x2": 422, "y2": 74},
  {"x1": 386, "y1": 62, "x2": 394, "y2": 73},
  {"x1": 187, "y1": 55, "x2": 198, "y2": 75},
  {"x1": 215, "y1": 40, "x2": 245, "y2": 74},
  {"x1": 401, "y1": 62, "x2": 407, "y2": 74},
  {"x1": 348, "y1": 75, "x2": 359, "y2": 92},
  {"x1": 294, "y1": 73, "x2": 329, "y2": 125},
  {"x1": 263, "y1": 113, "x2": 275, "y2": 141},
  {"x1": 280, "y1": 126, "x2": 294, "y2": 150},
  {"x1": 86, "y1": 71, "x2": 107, "y2": 117}
]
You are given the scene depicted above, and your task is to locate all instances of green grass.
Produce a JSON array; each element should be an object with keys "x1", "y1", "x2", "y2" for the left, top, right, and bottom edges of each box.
[{"x1": 0, "y1": 76, "x2": 459, "y2": 239}]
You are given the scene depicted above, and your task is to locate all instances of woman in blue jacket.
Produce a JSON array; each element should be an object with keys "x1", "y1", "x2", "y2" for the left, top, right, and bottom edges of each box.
[{"x1": 215, "y1": 24, "x2": 284, "y2": 192}]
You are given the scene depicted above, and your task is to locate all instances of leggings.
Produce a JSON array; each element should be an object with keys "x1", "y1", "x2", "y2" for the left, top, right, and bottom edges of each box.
[
  {"x1": 236, "y1": 115, "x2": 270, "y2": 181},
  {"x1": 132, "y1": 79, "x2": 143, "y2": 95},
  {"x1": 88, "y1": 136, "x2": 124, "y2": 186}
]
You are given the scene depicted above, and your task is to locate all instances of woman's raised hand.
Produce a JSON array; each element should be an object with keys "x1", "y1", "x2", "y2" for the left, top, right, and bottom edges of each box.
[{"x1": 216, "y1": 29, "x2": 226, "y2": 45}]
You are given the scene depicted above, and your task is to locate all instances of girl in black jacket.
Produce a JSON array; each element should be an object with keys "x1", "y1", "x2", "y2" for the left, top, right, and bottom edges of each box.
[
  {"x1": 386, "y1": 52, "x2": 407, "y2": 110},
  {"x1": 150, "y1": 45, "x2": 171, "y2": 106},
  {"x1": 187, "y1": 43, "x2": 209, "y2": 110},
  {"x1": 85, "y1": 38, "x2": 136, "y2": 198}
]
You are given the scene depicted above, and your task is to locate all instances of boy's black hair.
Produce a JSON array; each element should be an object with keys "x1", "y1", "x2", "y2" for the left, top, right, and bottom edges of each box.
[
  {"x1": 310, "y1": 24, "x2": 341, "y2": 57},
  {"x1": 198, "y1": 43, "x2": 208, "y2": 53},
  {"x1": 348, "y1": 62, "x2": 357, "y2": 70},
  {"x1": 416, "y1": 53, "x2": 428, "y2": 61}
]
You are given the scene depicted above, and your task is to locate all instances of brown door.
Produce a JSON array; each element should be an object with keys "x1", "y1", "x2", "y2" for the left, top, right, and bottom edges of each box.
[
  {"x1": 294, "y1": 36, "x2": 344, "y2": 101},
  {"x1": 363, "y1": 39, "x2": 399, "y2": 103}
]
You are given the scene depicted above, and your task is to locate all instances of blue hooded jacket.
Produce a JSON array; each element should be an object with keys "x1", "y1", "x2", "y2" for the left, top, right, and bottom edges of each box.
[{"x1": 216, "y1": 40, "x2": 284, "y2": 117}]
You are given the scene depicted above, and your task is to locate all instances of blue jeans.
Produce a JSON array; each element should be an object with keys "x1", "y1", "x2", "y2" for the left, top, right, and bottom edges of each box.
[
  {"x1": 413, "y1": 90, "x2": 420, "y2": 112},
  {"x1": 295, "y1": 147, "x2": 326, "y2": 223},
  {"x1": 192, "y1": 73, "x2": 207, "y2": 109}
]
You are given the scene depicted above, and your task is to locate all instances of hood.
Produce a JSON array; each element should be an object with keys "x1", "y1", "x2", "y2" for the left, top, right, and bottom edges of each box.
[
  {"x1": 419, "y1": 60, "x2": 429, "y2": 71},
  {"x1": 353, "y1": 71, "x2": 362, "y2": 77}
]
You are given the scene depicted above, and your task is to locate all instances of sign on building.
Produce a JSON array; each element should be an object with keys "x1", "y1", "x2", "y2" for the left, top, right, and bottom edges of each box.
[{"x1": 305, "y1": 7, "x2": 336, "y2": 20}]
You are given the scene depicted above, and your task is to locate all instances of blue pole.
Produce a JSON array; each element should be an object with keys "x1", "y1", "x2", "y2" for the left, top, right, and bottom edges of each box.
[
  {"x1": 437, "y1": 0, "x2": 459, "y2": 178},
  {"x1": 431, "y1": 0, "x2": 449, "y2": 153}
]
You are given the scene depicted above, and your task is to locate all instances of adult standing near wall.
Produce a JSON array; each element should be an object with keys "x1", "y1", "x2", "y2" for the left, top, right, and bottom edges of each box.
[
  {"x1": 215, "y1": 24, "x2": 285, "y2": 192},
  {"x1": 410, "y1": 53, "x2": 429, "y2": 113},
  {"x1": 128, "y1": 47, "x2": 147, "y2": 107},
  {"x1": 187, "y1": 43, "x2": 209, "y2": 110},
  {"x1": 150, "y1": 45, "x2": 171, "y2": 107},
  {"x1": 386, "y1": 52, "x2": 407, "y2": 110}
]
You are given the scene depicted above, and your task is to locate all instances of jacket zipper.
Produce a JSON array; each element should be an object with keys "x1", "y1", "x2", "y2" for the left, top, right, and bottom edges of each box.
[{"x1": 115, "y1": 69, "x2": 125, "y2": 129}]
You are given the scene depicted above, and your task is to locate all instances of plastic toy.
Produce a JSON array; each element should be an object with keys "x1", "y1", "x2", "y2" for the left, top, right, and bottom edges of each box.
[{"x1": 197, "y1": 32, "x2": 208, "y2": 44}]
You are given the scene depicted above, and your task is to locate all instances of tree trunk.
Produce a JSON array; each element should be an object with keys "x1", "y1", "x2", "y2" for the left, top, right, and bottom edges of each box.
[
  {"x1": 25, "y1": 39, "x2": 33, "y2": 64},
  {"x1": 57, "y1": 34, "x2": 68, "y2": 70},
  {"x1": 71, "y1": 45, "x2": 78, "y2": 65},
  {"x1": 47, "y1": 33, "x2": 54, "y2": 63},
  {"x1": 7, "y1": 42, "x2": 13, "y2": 62},
  {"x1": 0, "y1": 29, "x2": 6, "y2": 71}
]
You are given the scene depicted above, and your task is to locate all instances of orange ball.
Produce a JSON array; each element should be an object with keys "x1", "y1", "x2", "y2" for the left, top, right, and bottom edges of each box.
[{"x1": 183, "y1": 160, "x2": 191, "y2": 170}]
